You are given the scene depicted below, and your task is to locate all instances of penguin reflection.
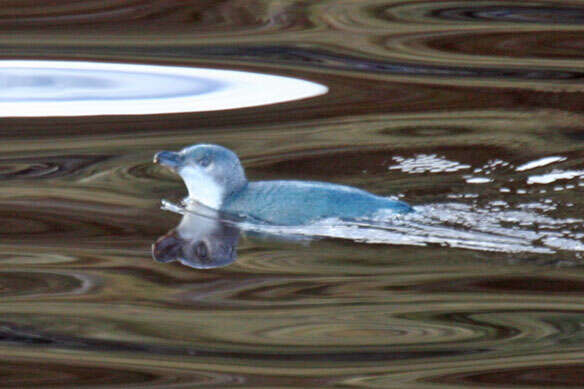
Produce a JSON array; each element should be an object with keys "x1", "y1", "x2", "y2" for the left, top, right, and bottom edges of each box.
[{"x1": 152, "y1": 208, "x2": 240, "y2": 269}]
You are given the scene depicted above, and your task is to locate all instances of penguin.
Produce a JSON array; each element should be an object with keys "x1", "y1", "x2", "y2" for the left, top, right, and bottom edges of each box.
[{"x1": 154, "y1": 144, "x2": 412, "y2": 226}]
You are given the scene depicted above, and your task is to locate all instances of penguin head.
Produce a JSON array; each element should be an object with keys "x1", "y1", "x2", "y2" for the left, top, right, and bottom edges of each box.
[{"x1": 154, "y1": 144, "x2": 247, "y2": 209}]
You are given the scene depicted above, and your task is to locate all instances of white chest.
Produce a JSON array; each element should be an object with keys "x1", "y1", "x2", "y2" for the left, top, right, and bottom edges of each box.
[{"x1": 178, "y1": 166, "x2": 224, "y2": 210}]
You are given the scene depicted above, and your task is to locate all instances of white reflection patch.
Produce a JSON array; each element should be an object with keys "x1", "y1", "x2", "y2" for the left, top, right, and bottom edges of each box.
[
  {"x1": 516, "y1": 156, "x2": 566, "y2": 171},
  {"x1": 527, "y1": 170, "x2": 584, "y2": 184},
  {"x1": 0, "y1": 60, "x2": 328, "y2": 116}
]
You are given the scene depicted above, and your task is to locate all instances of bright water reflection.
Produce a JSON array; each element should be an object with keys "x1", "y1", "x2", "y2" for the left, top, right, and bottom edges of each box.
[{"x1": 0, "y1": 60, "x2": 328, "y2": 116}]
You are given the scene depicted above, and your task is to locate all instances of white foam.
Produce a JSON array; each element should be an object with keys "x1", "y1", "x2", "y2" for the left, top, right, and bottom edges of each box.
[{"x1": 389, "y1": 154, "x2": 470, "y2": 174}]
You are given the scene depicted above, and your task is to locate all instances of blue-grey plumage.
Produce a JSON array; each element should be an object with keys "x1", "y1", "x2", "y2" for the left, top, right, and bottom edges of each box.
[
  {"x1": 225, "y1": 180, "x2": 412, "y2": 225},
  {"x1": 154, "y1": 144, "x2": 413, "y2": 226}
]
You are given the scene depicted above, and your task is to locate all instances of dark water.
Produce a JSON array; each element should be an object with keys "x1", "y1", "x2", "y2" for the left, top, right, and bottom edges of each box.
[{"x1": 2, "y1": 1, "x2": 584, "y2": 387}]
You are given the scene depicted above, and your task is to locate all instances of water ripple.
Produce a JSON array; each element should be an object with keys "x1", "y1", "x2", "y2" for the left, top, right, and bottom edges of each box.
[
  {"x1": 0, "y1": 0, "x2": 279, "y2": 34},
  {"x1": 174, "y1": 45, "x2": 584, "y2": 81},
  {"x1": 0, "y1": 359, "x2": 160, "y2": 388},
  {"x1": 0, "y1": 271, "x2": 94, "y2": 298},
  {"x1": 381, "y1": 1, "x2": 584, "y2": 25},
  {"x1": 0, "y1": 155, "x2": 109, "y2": 179},
  {"x1": 0, "y1": 197, "x2": 167, "y2": 246},
  {"x1": 433, "y1": 4, "x2": 584, "y2": 24},
  {"x1": 430, "y1": 363, "x2": 584, "y2": 387},
  {"x1": 424, "y1": 31, "x2": 584, "y2": 60}
]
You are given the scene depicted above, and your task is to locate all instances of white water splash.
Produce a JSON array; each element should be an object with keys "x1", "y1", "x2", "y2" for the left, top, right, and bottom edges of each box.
[
  {"x1": 240, "y1": 203, "x2": 584, "y2": 255},
  {"x1": 389, "y1": 155, "x2": 470, "y2": 174}
]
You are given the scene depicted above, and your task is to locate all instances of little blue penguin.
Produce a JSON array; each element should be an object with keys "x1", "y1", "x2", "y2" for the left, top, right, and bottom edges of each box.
[{"x1": 154, "y1": 144, "x2": 413, "y2": 226}]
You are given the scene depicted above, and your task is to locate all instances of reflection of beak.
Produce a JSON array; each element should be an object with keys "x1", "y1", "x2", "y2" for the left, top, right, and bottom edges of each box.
[
  {"x1": 153, "y1": 151, "x2": 182, "y2": 170},
  {"x1": 152, "y1": 229, "x2": 181, "y2": 263}
]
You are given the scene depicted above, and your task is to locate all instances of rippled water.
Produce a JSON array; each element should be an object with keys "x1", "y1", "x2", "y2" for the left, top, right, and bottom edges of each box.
[{"x1": 3, "y1": 1, "x2": 584, "y2": 387}]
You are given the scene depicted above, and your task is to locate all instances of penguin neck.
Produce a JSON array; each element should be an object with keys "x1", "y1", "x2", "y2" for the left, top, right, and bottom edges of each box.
[
  {"x1": 181, "y1": 168, "x2": 226, "y2": 210},
  {"x1": 223, "y1": 179, "x2": 248, "y2": 204},
  {"x1": 182, "y1": 171, "x2": 248, "y2": 211},
  {"x1": 184, "y1": 183, "x2": 223, "y2": 210}
]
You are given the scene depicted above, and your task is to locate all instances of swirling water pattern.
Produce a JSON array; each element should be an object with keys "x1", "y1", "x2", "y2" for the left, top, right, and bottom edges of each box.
[{"x1": 2, "y1": 1, "x2": 584, "y2": 387}]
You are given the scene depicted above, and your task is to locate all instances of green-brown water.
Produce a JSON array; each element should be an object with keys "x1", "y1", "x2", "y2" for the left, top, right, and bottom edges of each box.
[{"x1": 2, "y1": 1, "x2": 584, "y2": 387}]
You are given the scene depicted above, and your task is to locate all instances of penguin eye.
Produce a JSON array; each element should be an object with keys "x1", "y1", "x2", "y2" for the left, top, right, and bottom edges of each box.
[
  {"x1": 195, "y1": 241, "x2": 209, "y2": 260},
  {"x1": 199, "y1": 156, "x2": 211, "y2": 167}
]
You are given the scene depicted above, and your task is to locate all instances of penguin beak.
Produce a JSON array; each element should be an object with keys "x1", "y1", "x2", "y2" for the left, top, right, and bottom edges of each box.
[
  {"x1": 151, "y1": 230, "x2": 181, "y2": 263},
  {"x1": 154, "y1": 151, "x2": 182, "y2": 170}
]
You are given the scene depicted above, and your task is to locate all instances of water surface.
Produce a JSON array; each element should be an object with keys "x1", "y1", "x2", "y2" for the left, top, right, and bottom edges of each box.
[{"x1": 2, "y1": 1, "x2": 584, "y2": 388}]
